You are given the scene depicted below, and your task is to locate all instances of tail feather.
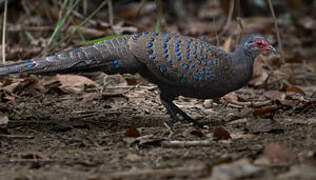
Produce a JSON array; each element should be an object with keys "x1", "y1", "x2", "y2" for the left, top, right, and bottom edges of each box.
[{"x1": 0, "y1": 35, "x2": 144, "y2": 76}]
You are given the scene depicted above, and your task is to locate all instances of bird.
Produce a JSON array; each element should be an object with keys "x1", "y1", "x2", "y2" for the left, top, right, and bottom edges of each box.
[{"x1": 0, "y1": 32, "x2": 275, "y2": 126}]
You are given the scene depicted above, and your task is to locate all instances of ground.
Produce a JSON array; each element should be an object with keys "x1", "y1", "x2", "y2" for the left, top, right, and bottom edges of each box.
[
  {"x1": 1, "y1": 0, "x2": 316, "y2": 179},
  {"x1": 0, "y1": 71, "x2": 315, "y2": 180}
]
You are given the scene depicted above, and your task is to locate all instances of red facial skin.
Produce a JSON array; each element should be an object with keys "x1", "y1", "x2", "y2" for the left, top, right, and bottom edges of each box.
[{"x1": 253, "y1": 39, "x2": 275, "y2": 52}]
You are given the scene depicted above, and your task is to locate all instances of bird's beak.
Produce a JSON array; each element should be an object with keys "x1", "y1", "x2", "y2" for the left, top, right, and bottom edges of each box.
[{"x1": 266, "y1": 45, "x2": 276, "y2": 54}]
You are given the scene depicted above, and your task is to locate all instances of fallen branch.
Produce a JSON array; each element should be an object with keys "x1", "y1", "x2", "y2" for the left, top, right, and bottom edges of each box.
[{"x1": 161, "y1": 140, "x2": 213, "y2": 148}]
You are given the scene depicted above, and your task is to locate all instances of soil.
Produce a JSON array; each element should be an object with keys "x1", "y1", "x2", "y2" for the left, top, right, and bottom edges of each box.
[{"x1": 0, "y1": 75, "x2": 315, "y2": 180}]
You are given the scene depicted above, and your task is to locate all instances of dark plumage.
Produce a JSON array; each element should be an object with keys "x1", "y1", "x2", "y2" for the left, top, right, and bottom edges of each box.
[{"x1": 0, "y1": 32, "x2": 275, "y2": 126}]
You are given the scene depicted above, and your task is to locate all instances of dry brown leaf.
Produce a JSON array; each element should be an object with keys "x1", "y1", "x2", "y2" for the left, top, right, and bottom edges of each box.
[
  {"x1": 264, "y1": 90, "x2": 286, "y2": 101},
  {"x1": 213, "y1": 127, "x2": 231, "y2": 140},
  {"x1": 263, "y1": 143, "x2": 296, "y2": 164},
  {"x1": 54, "y1": 74, "x2": 99, "y2": 94},
  {"x1": 222, "y1": 92, "x2": 250, "y2": 106},
  {"x1": 253, "y1": 105, "x2": 278, "y2": 116},
  {"x1": 246, "y1": 119, "x2": 285, "y2": 134},
  {"x1": 286, "y1": 85, "x2": 306, "y2": 96},
  {"x1": 124, "y1": 128, "x2": 140, "y2": 138}
]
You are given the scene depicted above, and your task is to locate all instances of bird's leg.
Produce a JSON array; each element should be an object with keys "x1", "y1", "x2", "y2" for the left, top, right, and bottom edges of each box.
[{"x1": 159, "y1": 93, "x2": 202, "y2": 127}]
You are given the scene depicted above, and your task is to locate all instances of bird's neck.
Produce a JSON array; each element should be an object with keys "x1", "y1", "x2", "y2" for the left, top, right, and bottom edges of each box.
[{"x1": 230, "y1": 47, "x2": 255, "y2": 89}]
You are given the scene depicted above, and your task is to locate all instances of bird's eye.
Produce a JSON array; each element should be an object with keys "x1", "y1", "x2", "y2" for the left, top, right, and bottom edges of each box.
[{"x1": 256, "y1": 41, "x2": 263, "y2": 46}]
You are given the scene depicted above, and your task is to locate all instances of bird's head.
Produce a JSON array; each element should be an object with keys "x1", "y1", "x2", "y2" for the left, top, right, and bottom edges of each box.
[{"x1": 240, "y1": 34, "x2": 276, "y2": 57}]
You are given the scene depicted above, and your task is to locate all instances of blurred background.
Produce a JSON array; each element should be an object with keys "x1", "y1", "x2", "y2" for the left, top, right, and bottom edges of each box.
[{"x1": 0, "y1": 1, "x2": 316, "y2": 179}]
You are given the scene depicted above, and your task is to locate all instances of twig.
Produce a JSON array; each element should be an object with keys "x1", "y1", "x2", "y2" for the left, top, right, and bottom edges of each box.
[
  {"x1": 267, "y1": 0, "x2": 284, "y2": 64},
  {"x1": 82, "y1": 0, "x2": 87, "y2": 16},
  {"x1": 0, "y1": 134, "x2": 34, "y2": 139},
  {"x1": 107, "y1": 0, "x2": 113, "y2": 26},
  {"x1": 161, "y1": 140, "x2": 213, "y2": 148},
  {"x1": 2, "y1": 0, "x2": 8, "y2": 63},
  {"x1": 210, "y1": 0, "x2": 235, "y2": 41},
  {"x1": 107, "y1": 166, "x2": 205, "y2": 178}
]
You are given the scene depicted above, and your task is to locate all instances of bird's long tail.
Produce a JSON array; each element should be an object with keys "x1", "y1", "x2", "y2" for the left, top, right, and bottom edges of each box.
[{"x1": 0, "y1": 35, "x2": 143, "y2": 76}]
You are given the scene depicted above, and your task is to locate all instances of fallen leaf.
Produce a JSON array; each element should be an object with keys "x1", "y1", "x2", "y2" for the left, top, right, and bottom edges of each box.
[
  {"x1": 43, "y1": 74, "x2": 100, "y2": 94},
  {"x1": 264, "y1": 90, "x2": 286, "y2": 101},
  {"x1": 253, "y1": 105, "x2": 279, "y2": 116},
  {"x1": 286, "y1": 85, "x2": 306, "y2": 96},
  {"x1": 0, "y1": 111, "x2": 9, "y2": 127},
  {"x1": 263, "y1": 143, "x2": 296, "y2": 164},
  {"x1": 124, "y1": 128, "x2": 140, "y2": 138},
  {"x1": 222, "y1": 92, "x2": 250, "y2": 106},
  {"x1": 246, "y1": 119, "x2": 285, "y2": 134},
  {"x1": 213, "y1": 127, "x2": 231, "y2": 140}
]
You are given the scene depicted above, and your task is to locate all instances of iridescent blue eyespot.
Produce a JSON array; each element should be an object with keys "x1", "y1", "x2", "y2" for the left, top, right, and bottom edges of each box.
[
  {"x1": 177, "y1": 40, "x2": 181, "y2": 43},
  {"x1": 184, "y1": 64, "x2": 189, "y2": 69},
  {"x1": 175, "y1": 44, "x2": 180, "y2": 48},
  {"x1": 163, "y1": 49, "x2": 168, "y2": 53},
  {"x1": 147, "y1": 43, "x2": 153, "y2": 47},
  {"x1": 144, "y1": 32, "x2": 149, "y2": 34},
  {"x1": 176, "y1": 52, "x2": 181, "y2": 56},
  {"x1": 193, "y1": 46, "x2": 197, "y2": 49},
  {"x1": 134, "y1": 33, "x2": 142, "y2": 38},
  {"x1": 186, "y1": 49, "x2": 190, "y2": 52},
  {"x1": 168, "y1": 59, "x2": 172, "y2": 63},
  {"x1": 153, "y1": 32, "x2": 159, "y2": 36},
  {"x1": 149, "y1": 37, "x2": 155, "y2": 42},
  {"x1": 192, "y1": 50, "x2": 196, "y2": 54},
  {"x1": 200, "y1": 71, "x2": 205, "y2": 75},
  {"x1": 161, "y1": 66, "x2": 167, "y2": 72},
  {"x1": 162, "y1": 44, "x2": 167, "y2": 48},
  {"x1": 186, "y1": 45, "x2": 190, "y2": 48},
  {"x1": 201, "y1": 67, "x2": 205, "y2": 70},
  {"x1": 115, "y1": 64, "x2": 120, "y2": 69},
  {"x1": 114, "y1": 60, "x2": 118, "y2": 64},
  {"x1": 201, "y1": 56, "x2": 205, "y2": 60},
  {"x1": 25, "y1": 63, "x2": 36, "y2": 68},
  {"x1": 163, "y1": 54, "x2": 169, "y2": 58},
  {"x1": 206, "y1": 74, "x2": 213, "y2": 79},
  {"x1": 191, "y1": 64, "x2": 195, "y2": 68},
  {"x1": 177, "y1": 56, "x2": 181, "y2": 61},
  {"x1": 164, "y1": 37, "x2": 170, "y2": 42},
  {"x1": 149, "y1": 55, "x2": 155, "y2": 59},
  {"x1": 203, "y1": 61, "x2": 207, "y2": 65},
  {"x1": 200, "y1": 46, "x2": 204, "y2": 49},
  {"x1": 195, "y1": 68, "x2": 199, "y2": 72},
  {"x1": 194, "y1": 75, "x2": 199, "y2": 80},
  {"x1": 147, "y1": 49, "x2": 153, "y2": 54},
  {"x1": 193, "y1": 54, "x2": 197, "y2": 58},
  {"x1": 196, "y1": 60, "x2": 201, "y2": 64},
  {"x1": 175, "y1": 48, "x2": 180, "y2": 52},
  {"x1": 186, "y1": 52, "x2": 190, "y2": 56},
  {"x1": 204, "y1": 42, "x2": 208, "y2": 46}
]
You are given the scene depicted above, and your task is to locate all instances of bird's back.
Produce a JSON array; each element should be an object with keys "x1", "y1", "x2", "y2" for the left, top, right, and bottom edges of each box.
[{"x1": 128, "y1": 32, "x2": 234, "y2": 98}]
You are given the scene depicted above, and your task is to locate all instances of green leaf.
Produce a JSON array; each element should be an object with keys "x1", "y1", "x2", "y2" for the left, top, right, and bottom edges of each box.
[{"x1": 78, "y1": 34, "x2": 124, "y2": 45}]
